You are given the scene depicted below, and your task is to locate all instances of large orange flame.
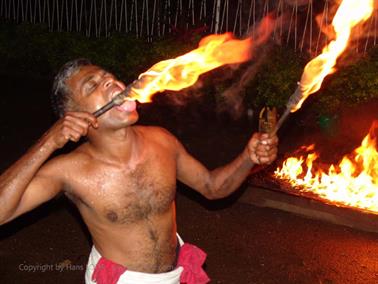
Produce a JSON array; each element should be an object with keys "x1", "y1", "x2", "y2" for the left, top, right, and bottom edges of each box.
[
  {"x1": 291, "y1": 0, "x2": 373, "y2": 112},
  {"x1": 275, "y1": 122, "x2": 378, "y2": 213},
  {"x1": 128, "y1": 32, "x2": 252, "y2": 103}
]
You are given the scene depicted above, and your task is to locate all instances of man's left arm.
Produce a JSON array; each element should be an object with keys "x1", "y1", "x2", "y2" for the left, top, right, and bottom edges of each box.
[{"x1": 175, "y1": 133, "x2": 278, "y2": 199}]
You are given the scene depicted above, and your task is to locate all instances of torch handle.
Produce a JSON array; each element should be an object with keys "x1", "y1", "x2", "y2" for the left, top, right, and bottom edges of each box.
[
  {"x1": 92, "y1": 85, "x2": 136, "y2": 118},
  {"x1": 93, "y1": 100, "x2": 117, "y2": 117},
  {"x1": 271, "y1": 108, "x2": 291, "y2": 135},
  {"x1": 271, "y1": 85, "x2": 304, "y2": 135}
]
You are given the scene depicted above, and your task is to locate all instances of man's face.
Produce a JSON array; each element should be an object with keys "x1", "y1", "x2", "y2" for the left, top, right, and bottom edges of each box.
[{"x1": 66, "y1": 65, "x2": 139, "y2": 129}]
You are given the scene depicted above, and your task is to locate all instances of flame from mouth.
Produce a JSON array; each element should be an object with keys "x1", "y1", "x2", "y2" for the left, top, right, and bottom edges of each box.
[
  {"x1": 111, "y1": 16, "x2": 274, "y2": 104},
  {"x1": 124, "y1": 32, "x2": 257, "y2": 103}
]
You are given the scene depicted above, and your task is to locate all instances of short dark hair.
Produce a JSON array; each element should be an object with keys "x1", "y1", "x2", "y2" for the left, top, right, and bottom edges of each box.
[{"x1": 51, "y1": 58, "x2": 92, "y2": 117}]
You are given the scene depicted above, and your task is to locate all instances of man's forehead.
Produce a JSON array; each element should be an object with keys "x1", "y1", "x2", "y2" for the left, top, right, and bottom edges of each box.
[
  {"x1": 72, "y1": 65, "x2": 103, "y2": 81},
  {"x1": 67, "y1": 65, "x2": 104, "y2": 90}
]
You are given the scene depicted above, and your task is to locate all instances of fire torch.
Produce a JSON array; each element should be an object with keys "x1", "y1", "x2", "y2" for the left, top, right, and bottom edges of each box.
[
  {"x1": 271, "y1": 82, "x2": 306, "y2": 135},
  {"x1": 92, "y1": 80, "x2": 139, "y2": 117}
]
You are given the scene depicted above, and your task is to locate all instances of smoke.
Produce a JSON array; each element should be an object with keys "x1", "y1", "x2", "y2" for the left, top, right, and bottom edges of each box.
[
  {"x1": 215, "y1": 15, "x2": 278, "y2": 119},
  {"x1": 160, "y1": 14, "x2": 281, "y2": 120},
  {"x1": 215, "y1": 45, "x2": 272, "y2": 119},
  {"x1": 160, "y1": 15, "x2": 278, "y2": 117}
]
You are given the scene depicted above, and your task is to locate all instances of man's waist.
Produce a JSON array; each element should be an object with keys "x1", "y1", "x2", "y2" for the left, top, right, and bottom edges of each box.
[
  {"x1": 87, "y1": 234, "x2": 210, "y2": 284},
  {"x1": 91, "y1": 235, "x2": 181, "y2": 273}
]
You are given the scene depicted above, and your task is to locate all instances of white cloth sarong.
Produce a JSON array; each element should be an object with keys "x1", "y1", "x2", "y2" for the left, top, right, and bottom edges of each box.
[{"x1": 85, "y1": 235, "x2": 184, "y2": 284}]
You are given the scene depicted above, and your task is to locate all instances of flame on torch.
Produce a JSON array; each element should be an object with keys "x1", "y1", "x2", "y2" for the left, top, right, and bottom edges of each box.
[
  {"x1": 271, "y1": 0, "x2": 374, "y2": 134},
  {"x1": 291, "y1": 0, "x2": 374, "y2": 112}
]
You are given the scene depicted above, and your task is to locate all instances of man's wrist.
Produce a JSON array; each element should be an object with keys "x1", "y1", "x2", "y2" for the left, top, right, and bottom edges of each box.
[
  {"x1": 36, "y1": 132, "x2": 59, "y2": 154},
  {"x1": 243, "y1": 147, "x2": 254, "y2": 167}
]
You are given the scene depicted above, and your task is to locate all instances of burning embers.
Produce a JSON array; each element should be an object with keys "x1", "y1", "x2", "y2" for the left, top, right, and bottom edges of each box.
[{"x1": 275, "y1": 122, "x2": 378, "y2": 214}]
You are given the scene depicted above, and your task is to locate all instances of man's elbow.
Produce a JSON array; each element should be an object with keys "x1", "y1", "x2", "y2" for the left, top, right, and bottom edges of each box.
[
  {"x1": 0, "y1": 218, "x2": 11, "y2": 226},
  {"x1": 202, "y1": 176, "x2": 236, "y2": 200},
  {"x1": 0, "y1": 207, "x2": 17, "y2": 226},
  {"x1": 201, "y1": 185, "x2": 227, "y2": 200},
  {"x1": 203, "y1": 191, "x2": 218, "y2": 200},
  {"x1": 0, "y1": 214, "x2": 14, "y2": 226}
]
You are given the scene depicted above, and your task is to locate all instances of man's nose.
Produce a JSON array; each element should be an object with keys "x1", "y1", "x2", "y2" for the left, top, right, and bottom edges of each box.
[{"x1": 103, "y1": 77, "x2": 114, "y2": 89}]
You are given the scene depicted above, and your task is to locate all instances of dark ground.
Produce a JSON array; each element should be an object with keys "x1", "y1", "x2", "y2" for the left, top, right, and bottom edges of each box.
[{"x1": 1, "y1": 74, "x2": 378, "y2": 284}]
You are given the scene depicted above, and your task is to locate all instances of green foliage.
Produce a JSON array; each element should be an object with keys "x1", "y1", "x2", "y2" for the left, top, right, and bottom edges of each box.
[
  {"x1": 245, "y1": 44, "x2": 378, "y2": 116},
  {"x1": 252, "y1": 47, "x2": 303, "y2": 107},
  {"x1": 1, "y1": 21, "x2": 378, "y2": 117},
  {"x1": 316, "y1": 54, "x2": 378, "y2": 113},
  {"x1": 0, "y1": 21, "x2": 195, "y2": 82},
  {"x1": 245, "y1": 46, "x2": 306, "y2": 110}
]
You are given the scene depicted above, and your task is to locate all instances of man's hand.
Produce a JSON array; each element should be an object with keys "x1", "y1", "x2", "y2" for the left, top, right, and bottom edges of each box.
[
  {"x1": 0, "y1": 112, "x2": 96, "y2": 224},
  {"x1": 247, "y1": 133, "x2": 278, "y2": 165},
  {"x1": 45, "y1": 112, "x2": 98, "y2": 149}
]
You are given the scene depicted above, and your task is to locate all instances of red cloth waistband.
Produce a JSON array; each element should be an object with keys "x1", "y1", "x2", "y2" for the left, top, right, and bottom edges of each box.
[
  {"x1": 177, "y1": 243, "x2": 210, "y2": 284},
  {"x1": 91, "y1": 242, "x2": 210, "y2": 284}
]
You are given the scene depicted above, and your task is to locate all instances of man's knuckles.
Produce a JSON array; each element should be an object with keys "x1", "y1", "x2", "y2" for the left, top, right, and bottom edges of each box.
[{"x1": 61, "y1": 119, "x2": 90, "y2": 132}]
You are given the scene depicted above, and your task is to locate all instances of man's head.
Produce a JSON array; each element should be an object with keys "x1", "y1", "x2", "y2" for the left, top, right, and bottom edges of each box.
[
  {"x1": 51, "y1": 59, "x2": 138, "y2": 128},
  {"x1": 52, "y1": 58, "x2": 92, "y2": 118}
]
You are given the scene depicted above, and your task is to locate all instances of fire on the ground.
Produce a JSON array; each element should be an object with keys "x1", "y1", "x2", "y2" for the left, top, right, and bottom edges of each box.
[{"x1": 275, "y1": 122, "x2": 378, "y2": 213}]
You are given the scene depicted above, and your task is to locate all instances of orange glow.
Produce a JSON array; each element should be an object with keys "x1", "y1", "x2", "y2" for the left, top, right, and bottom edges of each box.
[
  {"x1": 275, "y1": 122, "x2": 378, "y2": 213},
  {"x1": 291, "y1": 0, "x2": 373, "y2": 112},
  {"x1": 128, "y1": 33, "x2": 252, "y2": 103}
]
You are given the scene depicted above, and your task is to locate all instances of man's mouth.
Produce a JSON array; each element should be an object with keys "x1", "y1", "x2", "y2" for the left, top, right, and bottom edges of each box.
[
  {"x1": 115, "y1": 99, "x2": 137, "y2": 112},
  {"x1": 109, "y1": 89, "x2": 137, "y2": 113}
]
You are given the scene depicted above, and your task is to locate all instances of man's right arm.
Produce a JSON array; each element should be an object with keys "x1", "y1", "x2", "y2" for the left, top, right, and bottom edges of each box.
[{"x1": 0, "y1": 111, "x2": 97, "y2": 225}]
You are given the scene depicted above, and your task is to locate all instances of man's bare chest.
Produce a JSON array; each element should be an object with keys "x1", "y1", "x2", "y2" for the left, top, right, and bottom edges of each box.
[{"x1": 66, "y1": 155, "x2": 177, "y2": 224}]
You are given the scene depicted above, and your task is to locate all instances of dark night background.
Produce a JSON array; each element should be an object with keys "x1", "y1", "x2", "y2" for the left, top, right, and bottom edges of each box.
[{"x1": 1, "y1": 0, "x2": 378, "y2": 283}]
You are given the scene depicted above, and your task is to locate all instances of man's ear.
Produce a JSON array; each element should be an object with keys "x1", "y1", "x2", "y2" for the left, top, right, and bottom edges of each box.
[{"x1": 65, "y1": 98, "x2": 81, "y2": 114}]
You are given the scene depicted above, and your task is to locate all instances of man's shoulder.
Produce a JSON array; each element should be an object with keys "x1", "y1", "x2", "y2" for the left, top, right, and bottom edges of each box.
[
  {"x1": 44, "y1": 147, "x2": 92, "y2": 172},
  {"x1": 135, "y1": 125, "x2": 176, "y2": 140},
  {"x1": 135, "y1": 125, "x2": 178, "y2": 149}
]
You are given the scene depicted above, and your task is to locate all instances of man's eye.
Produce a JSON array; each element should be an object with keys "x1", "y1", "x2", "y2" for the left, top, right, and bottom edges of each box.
[{"x1": 86, "y1": 82, "x2": 98, "y2": 93}]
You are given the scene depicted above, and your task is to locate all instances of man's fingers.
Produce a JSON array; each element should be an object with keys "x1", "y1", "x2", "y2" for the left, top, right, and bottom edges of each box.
[
  {"x1": 256, "y1": 147, "x2": 277, "y2": 157},
  {"x1": 68, "y1": 132, "x2": 81, "y2": 142},
  {"x1": 259, "y1": 136, "x2": 278, "y2": 147},
  {"x1": 250, "y1": 152, "x2": 261, "y2": 164},
  {"x1": 65, "y1": 112, "x2": 98, "y2": 127},
  {"x1": 249, "y1": 134, "x2": 261, "y2": 150},
  {"x1": 62, "y1": 120, "x2": 88, "y2": 136},
  {"x1": 258, "y1": 156, "x2": 274, "y2": 164},
  {"x1": 256, "y1": 144, "x2": 277, "y2": 155},
  {"x1": 248, "y1": 132, "x2": 279, "y2": 165},
  {"x1": 63, "y1": 111, "x2": 100, "y2": 134},
  {"x1": 61, "y1": 125, "x2": 84, "y2": 142},
  {"x1": 65, "y1": 116, "x2": 90, "y2": 131}
]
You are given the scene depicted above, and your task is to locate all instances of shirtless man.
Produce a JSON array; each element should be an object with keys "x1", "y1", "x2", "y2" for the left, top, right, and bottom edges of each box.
[{"x1": 0, "y1": 59, "x2": 278, "y2": 284}]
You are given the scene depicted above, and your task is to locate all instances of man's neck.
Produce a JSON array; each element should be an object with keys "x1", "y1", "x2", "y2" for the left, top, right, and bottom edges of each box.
[{"x1": 87, "y1": 126, "x2": 140, "y2": 163}]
